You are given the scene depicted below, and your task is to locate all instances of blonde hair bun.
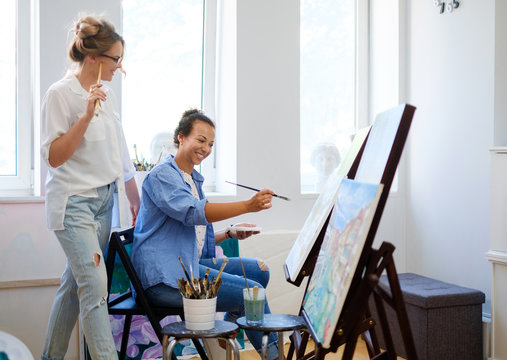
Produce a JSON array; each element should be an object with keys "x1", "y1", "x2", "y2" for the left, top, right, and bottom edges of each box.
[
  {"x1": 68, "y1": 15, "x2": 124, "y2": 63},
  {"x1": 74, "y1": 17, "x2": 100, "y2": 39}
]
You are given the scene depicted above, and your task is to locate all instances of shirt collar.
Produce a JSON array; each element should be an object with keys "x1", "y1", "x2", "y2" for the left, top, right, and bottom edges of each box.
[
  {"x1": 65, "y1": 71, "x2": 110, "y2": 97},
  {"x1": 65, "y1": 71, "x2": 88, "y2": 96},
  {"x1": 167, "y1": 155, "x2": 204, "y2": 183}
]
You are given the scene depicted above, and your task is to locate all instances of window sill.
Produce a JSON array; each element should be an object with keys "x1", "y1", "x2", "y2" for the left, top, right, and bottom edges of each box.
[
  {"x1": 0, "y1": 195, "x2": 45, "y2": 204},
  {"x1": 205, "y1": 191, "x2": 237, "y2": 202}
]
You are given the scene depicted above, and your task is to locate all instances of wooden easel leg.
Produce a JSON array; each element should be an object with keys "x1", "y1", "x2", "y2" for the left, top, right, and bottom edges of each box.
[
  {"x1": 288, "y1": 324, "x2": 312, "y2": 359},
  {"x1": 372, "y1": 292, "x2": 397, "y2": 360},
  {"x1": 287, "y1": 335, "x2": 295, "y2": 360},
  {"x1": 362, "y1": 304, "x2": 381, "y2": 358},
  {"x1": 385, "y1": 261, "x2": 418, "y2": 360},
  {"x1": 342, "y1": 333, "x2": 359, "y2": 360}
]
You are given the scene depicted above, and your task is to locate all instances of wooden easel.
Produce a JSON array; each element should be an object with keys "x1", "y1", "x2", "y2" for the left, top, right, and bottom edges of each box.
[
  {"x1": 286, "y1": 104, "x2": 418, "y2": 360},
  {"x1": 303, "y1": 242, "x2": 418, "y2": 360}
]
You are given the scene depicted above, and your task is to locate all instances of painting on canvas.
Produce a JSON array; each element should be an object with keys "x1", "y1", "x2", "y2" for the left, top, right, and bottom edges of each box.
[
  {"x1": 284, "y1": 126, "x2": 370, "y2": 282},
  {"x1": 302, "y1": 178, "x2": 383, "y2": 348}
]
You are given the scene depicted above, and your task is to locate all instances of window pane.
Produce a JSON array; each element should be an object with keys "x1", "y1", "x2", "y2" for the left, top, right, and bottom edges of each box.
[
  {"x1": 122, "y1": 0, "x2": 204, "y2": 165},
  {"x1": 0, "y1": 0, "x2": 17, "y2": 176},
  {"x1": 300, "y1": 0, "x2": 356, "y2": 192}
]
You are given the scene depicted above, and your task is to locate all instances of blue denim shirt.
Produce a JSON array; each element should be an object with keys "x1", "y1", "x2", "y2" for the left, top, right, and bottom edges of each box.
[{"x1": 132, "y1": 156, "x2": 216, "y2": 290}]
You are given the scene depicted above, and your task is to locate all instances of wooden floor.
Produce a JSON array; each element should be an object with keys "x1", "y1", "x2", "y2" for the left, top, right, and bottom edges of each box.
[{"x1": 188, "y1": 338, "x2": 406, "y2": 359}]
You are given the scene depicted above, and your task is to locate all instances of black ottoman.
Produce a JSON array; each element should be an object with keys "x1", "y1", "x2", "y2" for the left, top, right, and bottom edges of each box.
[{"x1": 369, "y1": 273, "x2": 485, "y2": 360}]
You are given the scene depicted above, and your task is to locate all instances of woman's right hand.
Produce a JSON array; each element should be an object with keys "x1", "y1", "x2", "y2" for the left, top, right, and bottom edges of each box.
[
  {"x1": 246, "y1": 189, "x2": 274, "y2": 212},
  {"x1": 84, "y1": 83, "x2": 106, "y2": 119}
]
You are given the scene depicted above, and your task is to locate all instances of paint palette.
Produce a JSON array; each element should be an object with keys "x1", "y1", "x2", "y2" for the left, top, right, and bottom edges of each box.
[{"x1": 230, "y1": 226, "x2": 262, "y2": 232}]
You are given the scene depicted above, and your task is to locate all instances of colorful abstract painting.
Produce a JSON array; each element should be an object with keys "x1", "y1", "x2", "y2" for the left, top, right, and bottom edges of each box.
[{"x1": 302, "y1": 179, "x2": 382, "y2": 348}]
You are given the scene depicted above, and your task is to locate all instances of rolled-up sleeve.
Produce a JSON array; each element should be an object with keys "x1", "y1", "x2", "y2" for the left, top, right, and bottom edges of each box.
[
  {"x1": 40, "y1": 88, "x2": 71, "y2": 169},
  {"x1": 145, "y1": 168, "x2": 209, "y2": 227},
  {"x1": 110, "y1": 90, "x2": 136, "y2": 182},
  {"x1": 118, "y1": 120, "x2": 136, "y2": 182}
]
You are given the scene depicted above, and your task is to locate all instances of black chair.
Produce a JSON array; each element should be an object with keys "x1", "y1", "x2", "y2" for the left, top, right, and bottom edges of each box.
[{"x1": 105, "y1": 227, "x2": 208, "y2": 359}]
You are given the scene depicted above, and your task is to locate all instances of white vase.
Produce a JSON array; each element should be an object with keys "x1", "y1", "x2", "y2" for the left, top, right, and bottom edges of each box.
[{"x1": 183, "y1": 297, "x2": 217, "y2": 330}]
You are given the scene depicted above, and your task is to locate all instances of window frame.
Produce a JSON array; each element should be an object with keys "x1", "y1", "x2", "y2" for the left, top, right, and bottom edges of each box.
[
  {"x1": 119, "y1": 0, "x2": 218, "y2": 192},
  {"x1": 0, "y1": 0, "x2": 35, "y2": 197},
  {"x1": 356, "y1": 0, "x2": 370, "y2": 129},
  {"x1": 299, "y1": 0, "x2": 370, "y2": 194},
  {"x1": 200, "y1": 0, "x2": 218, "y2": 191}
]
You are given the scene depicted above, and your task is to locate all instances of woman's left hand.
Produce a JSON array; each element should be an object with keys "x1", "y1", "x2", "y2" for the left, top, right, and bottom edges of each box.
[
  {"x1": 230, "y1": 223, "x2": 260, "y2": 240},
  {"x1": 130, "y1": 204, "x2": 139, "y2": 226}
]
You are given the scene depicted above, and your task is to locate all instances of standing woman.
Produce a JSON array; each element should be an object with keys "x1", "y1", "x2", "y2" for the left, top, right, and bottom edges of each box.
[{"x1": 40, "y1": 16, "x2": 139, "y2": 360}]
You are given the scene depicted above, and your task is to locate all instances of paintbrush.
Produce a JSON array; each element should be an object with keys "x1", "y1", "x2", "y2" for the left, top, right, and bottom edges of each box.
[
  {"x1": 94, "y1": 62, "x2": 102, "y2": 116},
  {"x1": 204, "y1": 269, "x2": 209, "y2": 289},
  {"x1": 239, "y1": 257, "x2": 250, "y2": 292},
  {"x1": 185, "y1": 283, "x2": 194, "y2": 299},
  {"x1": 212, "y1": 278, "x2": 222, "y2": 298},
  {"x1": 215, "y1": 259, "x2": 228, "y2": 281},
  {"x1": 198, "y1": 278, "x2": 206, "y2": 299},
  {"x1": 225, "y1": 181, "x2": 291, "y2": 201},
  {"x1": 177, "y1": 278, "x2": 187, "y2": 297},
  {"x1": 178, "y1": 257, "x2": 192, "y2": 284},
  {"x1": 211, "y1": 259, "x2": 228, "y2": 295},
  {"x1": 252, "y1": 285, "x2": 259, "y2": 300},
  {"x1": 206, "y1": 276, "x2": 214, "y2": 298},
  {"x1": 178, "y1": 257, "x2": 199, "y2": 298}
]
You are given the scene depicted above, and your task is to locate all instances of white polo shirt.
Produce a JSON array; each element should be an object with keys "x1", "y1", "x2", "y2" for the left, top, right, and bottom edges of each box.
[{"x1": 41, "y1": 72, "x2": 135, "y2": 230}]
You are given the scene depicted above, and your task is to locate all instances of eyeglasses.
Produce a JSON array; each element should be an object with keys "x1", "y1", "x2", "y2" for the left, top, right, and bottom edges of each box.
[{"x1": 100, "y1": 54, "x2": 122, "y2": 65}]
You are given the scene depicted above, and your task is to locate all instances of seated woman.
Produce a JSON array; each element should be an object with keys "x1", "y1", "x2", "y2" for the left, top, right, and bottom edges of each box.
[{"x1": 132, "y1": 109, "x2": 280, "y2": 359}]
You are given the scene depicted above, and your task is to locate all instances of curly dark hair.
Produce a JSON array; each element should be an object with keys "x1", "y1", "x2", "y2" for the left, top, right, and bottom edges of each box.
[{"x1": 173, "y1": 109, "x2": 215, "y2": 148}]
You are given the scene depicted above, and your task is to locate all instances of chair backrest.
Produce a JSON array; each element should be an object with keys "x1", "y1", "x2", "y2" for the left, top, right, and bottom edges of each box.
[
  {"x1": 105, "y1": 227, "x2": 168, "y2": 339},
  {"x1": 105, "y1": 228, "x2": 209, "y2": 360},
  {"x1": 106, "y1": 227, "x2": 136, "y2": 300}
]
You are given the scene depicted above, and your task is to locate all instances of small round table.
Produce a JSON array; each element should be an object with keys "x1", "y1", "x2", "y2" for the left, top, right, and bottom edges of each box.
[
  {"x1": 162, "y1": 320, "x2": 240, "y2": 360},
  {"x1": 236, "y1": 314, "x2": 306, "y2": 360}
]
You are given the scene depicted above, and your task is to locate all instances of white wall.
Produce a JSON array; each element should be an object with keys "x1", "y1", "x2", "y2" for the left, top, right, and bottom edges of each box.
[
  {"x1": 405, "y1": 0, "x2": 494, "y2": 299},
  {"x1": 495, "y1": 1, "x2": 507, "y2": 146}
]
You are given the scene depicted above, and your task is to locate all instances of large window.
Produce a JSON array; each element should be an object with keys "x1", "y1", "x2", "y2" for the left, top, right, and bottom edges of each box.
[
  {"x1": 122, "y1": 0, "x2": 216, "y2": 179},
  {"x1": 300, "y1": 0, "x2": 361, "y2": 193},
  {"x1": 0, "y1": 0, "x2": 17, "y2": 176},
  {"x1": 0, "y1": 0, "x2": 33, "y2": 196}
]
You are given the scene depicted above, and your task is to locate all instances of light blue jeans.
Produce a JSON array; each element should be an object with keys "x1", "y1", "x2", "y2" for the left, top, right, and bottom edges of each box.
[
  {"x1": 41, "y1": 183, "x2": 118, "y2": 360},
  {"x1": 145, "y1": 257, "x2": 279, "y2": 360}
]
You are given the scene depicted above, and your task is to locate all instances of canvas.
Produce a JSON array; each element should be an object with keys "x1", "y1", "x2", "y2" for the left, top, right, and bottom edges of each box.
[
  {"x1": 285, "y1": 126, "x2": 370, "y2": 282},
  {"x1": 285, "y1": 171, "x2": 343, "y2": 281},
  {"x1": 354, "y1": 104, "x2": 406, "y2": 184},
  {"x1": 302, "y1": 179, "x2": 383, "y2": 348}
]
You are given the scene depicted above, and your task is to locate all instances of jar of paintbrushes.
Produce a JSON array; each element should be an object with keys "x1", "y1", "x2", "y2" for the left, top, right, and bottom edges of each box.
[{"x1": 178, "y1": 257, "x2": 228, "y2": 330}]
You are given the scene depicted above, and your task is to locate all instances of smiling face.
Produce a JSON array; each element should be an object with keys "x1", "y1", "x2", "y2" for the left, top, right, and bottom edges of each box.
[
  {"x1": 175, "y1": 120, "x2": 215, "y2": 173},
  {"x1": 98, "y1": 40, "x2": 123, "y2": 81}
]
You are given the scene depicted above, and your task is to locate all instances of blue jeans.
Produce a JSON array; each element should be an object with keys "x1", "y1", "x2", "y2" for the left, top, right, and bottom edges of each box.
[
  {"x1": 145, "y1": 257, "x2": 279, "y2": 360},
  {"x1": 41, "y1": 184, "x2": 118, "y2": 360}
]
